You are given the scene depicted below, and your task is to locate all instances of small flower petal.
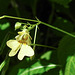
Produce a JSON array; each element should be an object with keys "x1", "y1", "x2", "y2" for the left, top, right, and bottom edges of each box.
[
  {"x1": 18, "y1": 29, "x2": 28, "y2": 35},
  {"x1": 7, "y1": 40, "x2": 21, "y2": 57},
  {"x1": 6, "y1": 40, "x2": 21, "y2": 50},
  {"x1": 9, "y1": 48, "x2": 20, "y2": 57},
  {"x1": 15, "y1": 35, "x2": 23, "y2": 41},
  {"x1": 18, "y1": 44, "x2": 34, "y2": 60}
]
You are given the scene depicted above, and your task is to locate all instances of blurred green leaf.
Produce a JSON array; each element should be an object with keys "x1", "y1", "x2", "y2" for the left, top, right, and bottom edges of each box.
[
  {"x1": 52, "y1": 17, "x2": 74, "y2": 37},
  {"x1": 0, "y1": 60, "x2": 6, "y2": 72},
  {"x1": 55, "y1": 3, "x2": 70, "y2": 15},
  {"x1": 1, "y1": 56, "x2": 10, "y2": 75},
  {"x1": 57, "y1": 33, "x2": 75, "y2": 74},
  {"x1": 49, "y1": 0, "x2": 72, "y2": 8},
  {"x1": 0, "y1": 22, "x2": 10, "y2": 30},
  {"x1": 41, "y1": 51, "x2": 52, "y2": 60},
  {"x1": 64, "y1": 56, "x2": 75, "y2": 75},
  {"x1": 59, "y1": 69, "x2": 63, "y2": 75},
  {"x1": 0, "y1": 22, "x2": 11, "y2": 44},
  {"x1": 0, "y1": 22, "x2": 10, "y2": 55},
  {"x1": 0, "y1": 32, "x2": 10, "y2": 55}
]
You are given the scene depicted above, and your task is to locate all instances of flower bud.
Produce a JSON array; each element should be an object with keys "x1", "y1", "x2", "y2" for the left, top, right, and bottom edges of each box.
[{"x1": 15, "y1": 22, "x2": 21, "y2": 30}]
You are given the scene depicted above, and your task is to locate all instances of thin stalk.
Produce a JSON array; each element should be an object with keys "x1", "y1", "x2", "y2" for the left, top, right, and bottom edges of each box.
[
  {"x1": 0, "y1": 15, "x2": 75, "y2": 37},
  {"x1": 41, "y1": 22, "x2": 75, "y2": 37},
  {"x1": 0, "y1": 15, "x2": 38, "y2": 22},
  {"x1": 28, "y1": 22, "x2": 40, "y2": 31},
  {"x1": 30, "y1": 25, "x2": 38, "y2": 60},
  {"x1": 33, "y1": 25, "x2": 38, "y2": 50},
  {"x1": 30, "y1": 44, "x2": 57, "y2": 49}
]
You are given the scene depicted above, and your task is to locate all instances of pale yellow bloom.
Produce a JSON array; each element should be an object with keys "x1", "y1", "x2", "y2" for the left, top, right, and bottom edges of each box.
[{"x1": 6, "y1": 29, "x2": 34, "y2": 60}]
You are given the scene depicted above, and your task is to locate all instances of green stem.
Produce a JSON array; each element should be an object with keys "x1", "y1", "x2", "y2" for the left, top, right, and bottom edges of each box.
[
  {"x1": 0, "y1": 15, "x2": 75, "y2": 37},
  {"x1": 1, "y1": 56, "x2": 10, "y2": 75},
  {"x1": 33, "y1": 25, "x2": 38, "y2": 50},
  {"x1": 30, "y1": 25, "x2": 38, "y2": 60},
  {"x1": 28, "y1": 22, "x2": 40, "y2": 31},
  {"x1": 0, "y1": 15, "x2": 38, "y2": 22},
  {"x1": 30, "y1": 44, "x2": 56, "y2": 49},
  {"x1": 41, "y1": 22, "x2": 75, "y2": 37},
  {"x1": 0, "y1": 54, "x2": 10, "y2": 72}
]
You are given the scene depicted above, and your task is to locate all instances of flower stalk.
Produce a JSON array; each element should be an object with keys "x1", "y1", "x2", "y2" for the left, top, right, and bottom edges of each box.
[{"x1": 0, "y1": 15, "x2": 75, "y2": 37}]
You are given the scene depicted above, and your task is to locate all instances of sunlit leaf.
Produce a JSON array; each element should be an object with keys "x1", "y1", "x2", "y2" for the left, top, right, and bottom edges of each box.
[
  {"x1": 18, "y1": 62, "x2": 57, "y2": 75},
  {"x1": 59, "y1": 69, "x2": 63, "y2": 75},
  {"x1": 8, "y1": 51, "x2": 59, "y2": 75},
  {"x1": 0, "y1": 60, "x2": 5, "y2": 72},
  {"x1": 58, "y1": 33, "x2": 75, "y2": 74},
  {"x1": 1, "y1": 56, "x2": 10, "y2": 75},
  {"x1": 41, "y1": 51, "x2": 52, "y2": 60},
  {"x1": 64, "y1": 56, "x2": 75, "y2": 75}
]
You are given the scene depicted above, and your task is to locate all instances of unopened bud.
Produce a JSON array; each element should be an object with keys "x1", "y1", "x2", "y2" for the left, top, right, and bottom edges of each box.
[{"x1": 15, "y1": 22, "x2": 21, "y2": 30}]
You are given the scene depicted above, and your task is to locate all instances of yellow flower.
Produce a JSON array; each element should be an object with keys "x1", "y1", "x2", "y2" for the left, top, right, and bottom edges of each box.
[{"x1": 6, "y1": 29, "x2": 34, "y2": 60}]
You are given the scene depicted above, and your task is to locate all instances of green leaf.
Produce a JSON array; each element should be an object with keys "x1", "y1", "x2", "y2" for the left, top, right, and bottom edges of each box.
[
  {"x1": 1, "y1": 56, "x2": 10, "y2": 75},
  {"x1": 64, "y1": 56, "x2": 75, "y2": 75},
  {"x1": 49, "y1": 0, "x2": 72, "y2": 8},
  {"x1": 0, "y1": 22, "x2": 10, "y2": 30},
  {"x1": 0, "y1": 60, "x2": 6, "y2": 72},
  {"x1": 18, "y1": 62, "x2": 57, "y2": 75},
  {"x1": 0, "y1": 22, "x2": 11, "y2": 44},
  {"x1": 8, "y1": 59, "x2": 57, "y2": 75},
  {"x1": 41, "y1": 51, "x2": 52, "y2": 60},
  {"x1": 57, "y1": 33, "x2": 75, "y2": 74},
  {"x1": 59, "y1": 69, "x2": 63, "y2": 75},
  {"x1": 8, "y1": 51, "x2": 59, "y2": 75}
]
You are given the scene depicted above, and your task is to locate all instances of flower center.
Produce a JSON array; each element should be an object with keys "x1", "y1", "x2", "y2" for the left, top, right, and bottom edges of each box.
[{"x1": 18, "y1": 35, "x2": 29, "y2": 44}]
